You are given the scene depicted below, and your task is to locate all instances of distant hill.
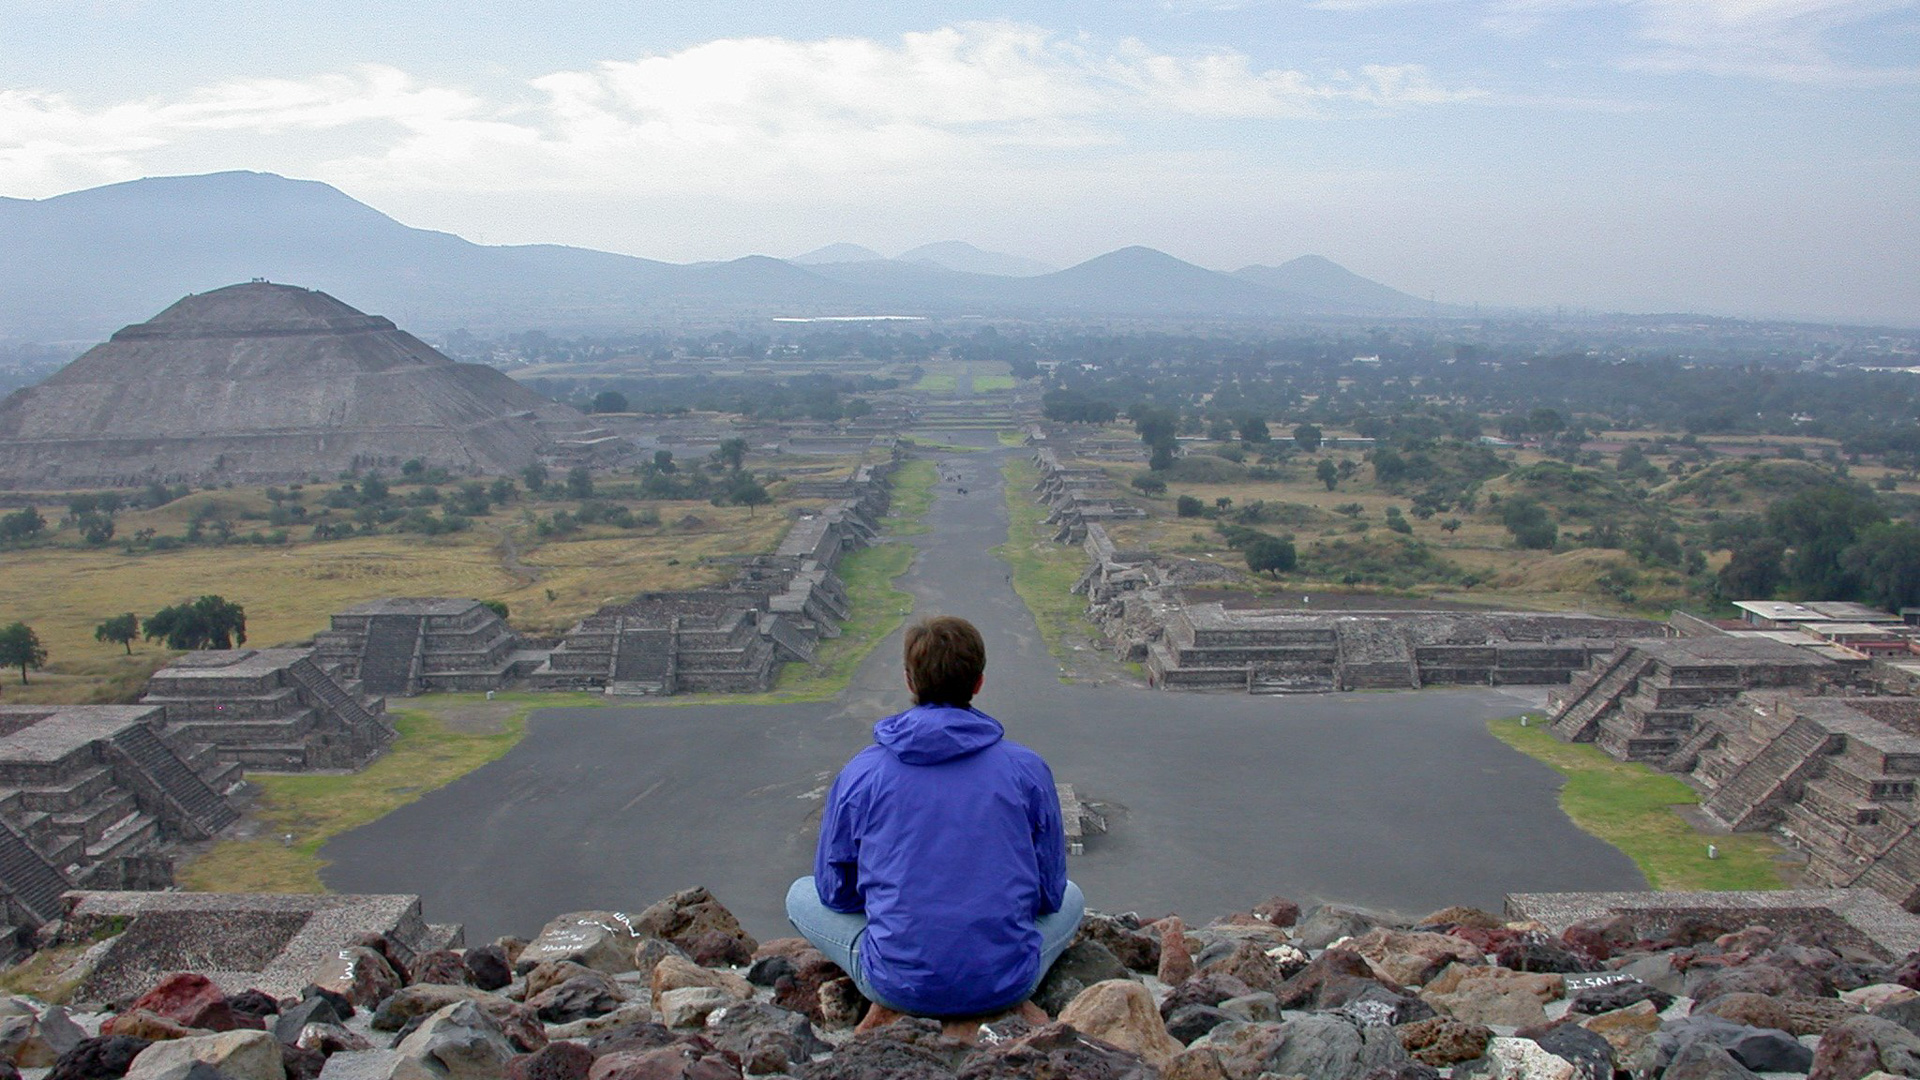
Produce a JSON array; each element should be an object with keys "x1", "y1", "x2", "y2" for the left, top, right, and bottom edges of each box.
[
  {"x1": 790, "y1": 243, "x2": 887, "y2": 265},
  {"x1": 0, "y1": 172, "x2": 1433, "y2": 340},
  {"x1": 897, "y1": 241, "x2": 1056, "y2": 277},
  {"x1": 1235, "y1": 255, "x2": 1428, "y2": 313}
]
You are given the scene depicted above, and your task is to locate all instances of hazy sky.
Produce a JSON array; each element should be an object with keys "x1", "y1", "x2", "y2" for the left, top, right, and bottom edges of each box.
[{"x1": 4, "y1": 1, "x2": 1917, "y2": 324}]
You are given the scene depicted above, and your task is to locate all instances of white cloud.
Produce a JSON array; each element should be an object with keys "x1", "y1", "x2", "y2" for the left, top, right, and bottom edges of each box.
[{"x1": 0, "y1": 22, "x2": 1482, "y2": 199}]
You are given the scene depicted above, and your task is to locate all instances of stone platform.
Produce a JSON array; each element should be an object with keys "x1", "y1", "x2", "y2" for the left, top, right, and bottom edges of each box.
[
  {"x1": 1505, "y1": 888, "x2": 1920, "y2": 960},
  {"x1": 62, "y1": 890, "x2": 464, "y2": 1003}
]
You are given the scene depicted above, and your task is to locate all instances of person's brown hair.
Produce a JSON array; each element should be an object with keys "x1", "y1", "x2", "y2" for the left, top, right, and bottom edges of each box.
[{"x1": 904, "y1": 615, "x2": 986, "y2": 707}]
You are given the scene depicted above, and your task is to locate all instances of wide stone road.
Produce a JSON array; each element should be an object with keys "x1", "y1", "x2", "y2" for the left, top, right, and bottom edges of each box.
[{"x1": 323, "y1": 442, "x2": 1645, "y2": 941}]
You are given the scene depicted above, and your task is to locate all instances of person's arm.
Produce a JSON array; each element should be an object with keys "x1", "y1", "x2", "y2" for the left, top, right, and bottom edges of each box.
[
  {"x1": 1029, "y1": 763, "x2": 1068, "y2": 916},
  {"x1": 814, "y1": 769, "x2": 865, "y2": 913}
]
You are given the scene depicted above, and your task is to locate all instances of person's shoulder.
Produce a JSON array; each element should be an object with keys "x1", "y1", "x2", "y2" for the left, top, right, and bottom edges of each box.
[{"x1": 995, "y1": 736, "x2": 1054, "y2": 773}]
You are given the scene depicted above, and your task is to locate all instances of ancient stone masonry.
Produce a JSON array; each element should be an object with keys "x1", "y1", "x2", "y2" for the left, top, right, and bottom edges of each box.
[
  {"x1": 315, "y1": 598, "x2": 540, "y2": 696},
  {"x1": 1031, "y1": 448, "x2": 1146, "y2": 544},
  {"x1": 1548, "y1": 636, "x2": 1852, "y2": 761},
  {"x1": 531, "y1": 461, "x2": 893, "y2": 696},
  {"x1": 0, "y1": 282, "x2": 619, "y2": 488},
  {"x1": 140, "y1": 648, "x2": 395, "y2": 771},
  {"x1": 0, "y1": 706, "x2": 240, "y2": 939},
  {"x1": 1541, "y1": 615, "x2": 1920, "y2": 913}
]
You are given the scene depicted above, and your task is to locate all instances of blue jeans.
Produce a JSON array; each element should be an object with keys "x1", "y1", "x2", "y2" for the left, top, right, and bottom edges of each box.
[{"x1": 784, "y1": 876, "x2": 1086, "y2": 1015}]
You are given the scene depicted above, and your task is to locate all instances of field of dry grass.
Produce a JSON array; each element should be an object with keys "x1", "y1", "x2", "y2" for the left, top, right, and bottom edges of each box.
[{"x1": 0, "y1": 462, "x2": 850, "y2": 704}]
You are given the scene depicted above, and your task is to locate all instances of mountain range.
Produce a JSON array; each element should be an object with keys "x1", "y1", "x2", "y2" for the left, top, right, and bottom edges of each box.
[{"x1": 0, "y1": 171, "x2": 1430, "y2": 341}]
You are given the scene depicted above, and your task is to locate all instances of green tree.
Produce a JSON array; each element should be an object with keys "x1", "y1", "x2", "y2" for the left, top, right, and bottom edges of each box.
[
  {"x1": 1131, "y1": 407, "x2": 1179, "y2": 471},
  {"x1": 0, "y1": 506, "x2": 46, "y2": 542},
  {"x1": 1767, "y1": 486, "x2": 1886, "y2": 599},
  {"x1": 652, "y1": 449, "x2": 676, "y2": 474},
  {"x1": 591, "y1": 390, "x2": 629, "y2": 414},
  {"x1": 95, "y1": 612, "x2": 139, "y2": 654},
  {"x1": 730, "y1": 475, "x2": 772, "y2": 517},
  {"x1": 1131, "y1": 474, "x2": 1166, "y2": 496},
  {"x1": 1384, "y1": 507, "x2": 1413, "y2": 535},
  {"x1": 489, "y1": 477, "x2": 518, "y2": 504},
  {"x1": 76, "y1": 511, "x2": 115, "y2": 545},
  {"x1": 144, "y1": 595, "x2": 248, "y2": 650},
  {"x1": 0, "y1": 623, "x2": 47, "y2": 684},
  {"x1": 1845, "y1": 522, "x2": 1920, "y2": 611},
  {"x1": 715, "y1": 438, "x2": 748, "y2": 472},
  {"x1": 360, "y1": 472, "x2": 390, "y2": 502},
  {"x1": 1293, "y1": 423, "x2": 1323, "y2": 452},
  {"x1": 522, "y1": 463, "x2": 549, "y2": 493},
  {"x1": 1239, "y1": 416, "x2": 1270, "y2": 443},
  {"x1": 1244, "y1": 535, "x2": 1297, "y2": 578},
  {"x1": 1316, "y1": 459, "x2": 1339, "y2": 491},
  {"x1": 565, "y1": 466, "x2": 595, "y2": 499},
  {"x1": 1501, "y1": 497, "x2": 1558, "y2": 550},
  {"x1": 401, "y1": 459, "x2": 426, "y2": 478},
  {"x1": 479, "y1": 600, "x2": 510, "y2": 622},
  {"x1": 1176, "y1": 495, "x2": 1204, "y2": 518}
]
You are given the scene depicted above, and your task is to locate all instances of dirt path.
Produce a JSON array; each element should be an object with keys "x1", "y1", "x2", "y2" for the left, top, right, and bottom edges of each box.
[{"x1": 489, "y1": 524, "x2": 541, "y2": 584}]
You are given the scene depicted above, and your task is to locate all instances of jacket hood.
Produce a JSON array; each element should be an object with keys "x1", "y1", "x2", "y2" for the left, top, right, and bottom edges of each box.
[{"x1": 873, "y1": 703, "x2": 1005, "y2": 765}]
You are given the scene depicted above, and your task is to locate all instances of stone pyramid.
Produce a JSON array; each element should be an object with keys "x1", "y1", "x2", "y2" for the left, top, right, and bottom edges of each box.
[{"x1": 0, "y1": 282, "x2": 608, "y2": 487}]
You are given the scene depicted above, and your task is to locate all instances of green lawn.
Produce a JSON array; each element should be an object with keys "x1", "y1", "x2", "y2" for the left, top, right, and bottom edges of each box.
[
  {"x1": 883, "y1": 458, "x2": 938, "y2": 536},
  {"x1": 913, "y1": 373, "x2": 958, "y2": 392},
  {"x1": 1488, "y1": 714, "x2": 1790, "y2": 890},
  {"x1": 994, "y1": 458, "x2": 1099, "y2": 672},
  {"x1": 179, "y1": 694, "x2": 593, "y2": 892},
  {"x1": 973, "y1": 375, "x2": 1016, "y2": 391}
]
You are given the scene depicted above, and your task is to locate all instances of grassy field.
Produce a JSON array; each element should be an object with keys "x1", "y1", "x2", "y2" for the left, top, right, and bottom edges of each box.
[
  {"x1": 0, "y1": 483, "x2": 806, "y2": 704},
  {"x1": 1488, "y1": 714, "x2": 1790, "y2": 890},
  {"x1": 912, "y1": 373, "x2": 958, "y2": 393},
  {"x1": 883, "y1": 458, "x2": 938, "y2": 536},
  {"x1": 994, "y1": 458, "x2": 1101, "y2": 670},
  {"x1": 178, "y1": 692, "x2": 600, "y2": 892},
  {"x1": 972, "y1": 375, "x2": 1017, "y2": 392}
]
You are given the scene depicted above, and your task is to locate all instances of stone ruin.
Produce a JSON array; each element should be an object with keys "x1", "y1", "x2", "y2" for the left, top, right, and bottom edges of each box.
[
  {"x1": 1540, "y1": 616, "x2": 1920, "y2": 913},
  {"x1": 140, "y1": 648, "x2": 394, "y2": 771},
  {"x1": 532, "y1": 462, "x2": 891, "y2": 696},
  {"x1": 0, "y1": 282, "x2": 619, "y2": 489},
  {"x1": 315, "y1": 599, "x2": 540, "y2": 696},
  {"x1": 1031, "y1": 448, "x2": 1146, "y2": 544},
  {"x1": 59, "y1": 890, "x2": 462, "y2": 1002},
  {"x1": 1029, "y1": 448, "x2": 1660, "y2": 693},
  {"x1": 0, "y1": 706, "x2": 240, "y2": 941}
]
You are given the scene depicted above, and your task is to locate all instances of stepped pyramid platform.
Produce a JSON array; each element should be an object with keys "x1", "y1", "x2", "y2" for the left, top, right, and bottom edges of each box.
[
  {"x1": 0, "y1": 706, "x2": 241, "y2": 936},
  {"x1": 0, "y1": 282, "x2": 614, "y2": 488},
  {"x1": 1548, "y1": 636, "x2": 1847, "y2": 760},
  {"x1": 1139, "y1": 601, "x2": 1656, "y2": 694},
  {"x1": 141, "y1": 647, "x2": 394, "y2": 770},
  {"x1": 316, "y1": 597, "x2": 535, "y2": 696}
]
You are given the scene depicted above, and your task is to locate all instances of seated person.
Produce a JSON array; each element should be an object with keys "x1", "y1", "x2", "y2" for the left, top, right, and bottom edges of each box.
[{"x1": 786, "y1": 615, "x2": 1085, "y2": 1019}]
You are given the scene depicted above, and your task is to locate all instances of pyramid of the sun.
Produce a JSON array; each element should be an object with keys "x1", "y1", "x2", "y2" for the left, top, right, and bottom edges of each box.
[{"x1": 0, "y1": 282, "x2": 607, "y2": 487}]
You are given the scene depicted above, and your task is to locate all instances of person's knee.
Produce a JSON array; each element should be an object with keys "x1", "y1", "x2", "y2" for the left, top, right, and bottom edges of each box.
[{"x1": 785, "y1": 877, "x2": 817, "y2": 924}]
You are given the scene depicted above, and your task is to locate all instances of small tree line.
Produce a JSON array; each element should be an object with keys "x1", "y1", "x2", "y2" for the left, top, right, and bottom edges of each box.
[{"x1": 0, "y1": 595, "x2": 248, "y2": 687}]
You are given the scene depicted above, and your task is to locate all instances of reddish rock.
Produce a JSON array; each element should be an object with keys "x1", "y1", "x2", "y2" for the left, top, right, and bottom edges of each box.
[
  {"x1": 1447, "y1": 925, "x2": 1522, "y2": 954},
  {"x1": 1560, "y1": 927, "x2": 1614, "y2": 968},
  {"x1": 1159, "y1": 973, "x2": 1254, "y2": 1021},
  {"x1": 1695, "y1": 993, "x2": 1792, "y2": 1033},
  {"x1": 465, "y1": 945, "x2": 512, "y2": 992},
  {"x1": 819, "y1": 977, "x2": 869, "y2": 1030},
  {"x1": 1274, "y1": 948, "x2": 1392, "y2": 1011},
  {"x1": 126, "y1": 974, "x2": 242, "y2": 1033},
  {"x1": 99, "y1": 1011, "x2": 202, "y2": 1043},
  {"x1": 631, "y1": 888, "x2": 758, "y2": 959},
  {"x1": 772, "y1": 957, "x2": 849, "y2": 1026},
  {"x1": 508, "y1": 1041, "x2": 596, "y2": 1080},
  {"x1": 1397, "y1": 1016, "x2": 1493, "y2": 1067},
  {"x1": 1253, "y1": 897, "x2": 1302, "y2": 928},
  {"x1": 410, "y1": 950, "x2": 470, "y2": 987},
  {"x1": 685, "y1": 931, "x2": 752, "y2": 969},
  {"x1": 1809, "y1": 1015, "x2": 1920, "y2": 1080},
  {"x1": 1418, "y1": 906, "x2": 1504, "y2": 931},
  {"x1": 1076, "y1": 914, "x2": 1160, "y2": 972},
  {"x1": 1204, "y1": 941, "x2": 1285, "y2": 995},
  {"x1": 350, "y1": 933, "x2": 411, "y2": 984},
  {"x1": 280, "y1": 1043, "x2": 325, "y2": 1080},
  {"x1": 309, "y1": 947, "x2": 401, "y2": 1010},
  {"x1": 588, "y1": 1039, "x2": 743, "y2": 1080},
  {"x1": 749, "y1": 938, "x2": 818, "y2": 963},
  {"x1": 1157, "y1": 917, "x2": 1195, "y2": 987}
]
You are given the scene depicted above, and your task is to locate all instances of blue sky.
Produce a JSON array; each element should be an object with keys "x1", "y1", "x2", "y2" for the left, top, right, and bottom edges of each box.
[{"x1": 3, "y1": 1, "x2": 1917, "y2": 324}]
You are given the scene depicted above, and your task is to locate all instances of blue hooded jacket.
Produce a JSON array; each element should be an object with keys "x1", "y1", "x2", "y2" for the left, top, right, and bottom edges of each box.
[{"x1": 814, "y1": 703, "x2": 1067, "y2": 1016}]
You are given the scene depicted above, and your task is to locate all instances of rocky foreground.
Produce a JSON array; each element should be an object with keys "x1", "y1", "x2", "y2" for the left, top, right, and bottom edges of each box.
[{"x1": 12, "y1": 887, "x2": 1920, "y2": 1080}]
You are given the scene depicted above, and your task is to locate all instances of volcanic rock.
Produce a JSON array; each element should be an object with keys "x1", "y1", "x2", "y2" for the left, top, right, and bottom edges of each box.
[{"x1": 1057, "y1": 980, "x2": 1181, "y2": 1069}]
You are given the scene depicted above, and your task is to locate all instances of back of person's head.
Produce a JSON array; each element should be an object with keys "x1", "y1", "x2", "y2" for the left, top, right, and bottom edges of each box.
[{"x1": 904, "y1": 615, "x2": 986, "y2": 708}]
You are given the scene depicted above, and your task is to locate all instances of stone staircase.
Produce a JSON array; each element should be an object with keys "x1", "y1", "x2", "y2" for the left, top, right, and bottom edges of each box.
[
  {"x1": 357, "y1": 615, "x2": 425, "y2": 695},
  {"x1": 1549, "y1": 648, "x2": 1650, "y2": 742},
  {"x1": 0, "y1": 817, "x2": 71, "y2": 927},
  {"x1": 607, "y1": 626, "x2": 674, "y2": 696},
  {"x1": 285, "y1": 656, "x2": 390, "y2": 740},
  {"x1": 1703, "y1": 716, "x2": 1839, "y2": 830},
  {"x1": 108, "y1": 726, "x2": 239, "y2": 838}
]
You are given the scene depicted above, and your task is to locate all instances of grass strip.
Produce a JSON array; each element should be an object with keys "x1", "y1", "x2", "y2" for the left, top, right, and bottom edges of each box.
[
  {"x1": 972, "y1": 375, "x2": 1016, "y2": 391},
  {"x1": 883, "y1": 458, "x2": 938, "y2": 537},
  {"x1": 994, "y1": 458, "x2": 1099, "y2": 673},
  {"x1": 1488, "y1": 714, "x2": 1789, "y2": 890},
  {"x1": 177, "y1": 694, "x2": 599, "y2": 892}
]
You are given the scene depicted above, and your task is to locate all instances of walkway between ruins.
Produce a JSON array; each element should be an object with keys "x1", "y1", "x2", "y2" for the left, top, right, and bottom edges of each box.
[{"x1": 322, "y1": 436, "x2": 1648, "y2": 941}]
